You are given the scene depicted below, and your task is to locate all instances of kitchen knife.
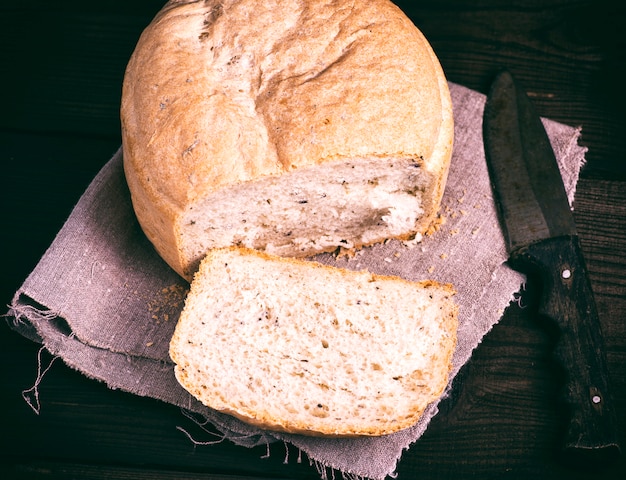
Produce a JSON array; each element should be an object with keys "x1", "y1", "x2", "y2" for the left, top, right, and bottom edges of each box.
[{"x1": 482, "y1": 70, "x2": 621, "y2": 463}]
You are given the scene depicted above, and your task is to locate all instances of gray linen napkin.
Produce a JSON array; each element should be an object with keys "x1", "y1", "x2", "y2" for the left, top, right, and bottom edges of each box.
[{"x1": 6, "y1": 82, "x2": 586, "y2": 480}]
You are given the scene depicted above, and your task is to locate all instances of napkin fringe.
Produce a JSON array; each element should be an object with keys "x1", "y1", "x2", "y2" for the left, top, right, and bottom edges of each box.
[
  {"x1": 21, "y1": 345, "x2": 59, "y2": 415},
  {"x1": 7, "y1": 295, "x2": 58, "y2": 332},
  {"x1": 175, "y1": 405, "x2": 385, "y2": 480},
  {"x1": 175, "y1": 407, "x2": 270, "y2": 448},
  {"x1": 311, "y1": 459, "x2": 382, "y2": 480}
]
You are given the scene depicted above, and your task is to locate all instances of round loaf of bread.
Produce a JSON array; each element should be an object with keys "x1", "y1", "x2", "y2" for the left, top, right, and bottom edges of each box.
[{"x1": 121, "y1": 0, "x2": 454, "y2": 281}]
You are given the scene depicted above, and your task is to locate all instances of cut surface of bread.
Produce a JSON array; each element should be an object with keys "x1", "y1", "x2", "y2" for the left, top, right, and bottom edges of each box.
[
  {"x1": 169, "y1": 247, "x2": 458, "y2": 436},
  {"x1": 121, "y1": 0, "x2": 454, "y2": 281}
]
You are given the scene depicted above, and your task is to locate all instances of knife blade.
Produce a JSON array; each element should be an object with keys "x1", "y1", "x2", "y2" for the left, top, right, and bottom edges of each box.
[{"x1": 483, "y1": 70, "x2": 621, "y2": 464}]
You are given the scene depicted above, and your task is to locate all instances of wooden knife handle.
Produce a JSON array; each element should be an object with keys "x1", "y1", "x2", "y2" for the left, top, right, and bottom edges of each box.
[{"x1": 510, "y1": 235, "x2": 621, "y2": 464}]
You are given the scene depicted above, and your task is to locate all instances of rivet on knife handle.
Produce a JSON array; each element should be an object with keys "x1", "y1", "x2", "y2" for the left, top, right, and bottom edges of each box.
[{"x1": 510, "y1": 235, "x2": 621, "y2": 462}]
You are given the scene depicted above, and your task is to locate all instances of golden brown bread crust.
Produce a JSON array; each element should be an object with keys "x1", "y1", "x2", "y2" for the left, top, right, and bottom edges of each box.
[{"x1": 121, "y1": 0, "x2": 453, "y2": 280}]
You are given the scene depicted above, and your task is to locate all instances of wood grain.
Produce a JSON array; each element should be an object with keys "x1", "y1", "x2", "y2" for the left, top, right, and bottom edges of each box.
[{"x1": 1, "y1": 1, "x2": 624, "y2": 479}]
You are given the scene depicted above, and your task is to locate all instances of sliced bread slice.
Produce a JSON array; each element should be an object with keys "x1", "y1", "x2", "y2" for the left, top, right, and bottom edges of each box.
[{"x1": 169, "y1": 247, "x2": 458, "y2": 436}]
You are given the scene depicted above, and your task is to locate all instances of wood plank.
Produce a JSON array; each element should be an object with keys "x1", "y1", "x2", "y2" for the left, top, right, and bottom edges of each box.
[
  {"x1": 0, "y1": 1, "x2": 163, "y2": 137},
  {"x1": 3, "y1": 462, "x2": 299, "y2": 480}
]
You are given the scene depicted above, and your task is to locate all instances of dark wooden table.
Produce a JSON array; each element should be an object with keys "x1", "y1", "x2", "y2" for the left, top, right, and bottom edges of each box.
[{"x1": 2, "y1": 1, "x2": 625, "y2": 478}]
